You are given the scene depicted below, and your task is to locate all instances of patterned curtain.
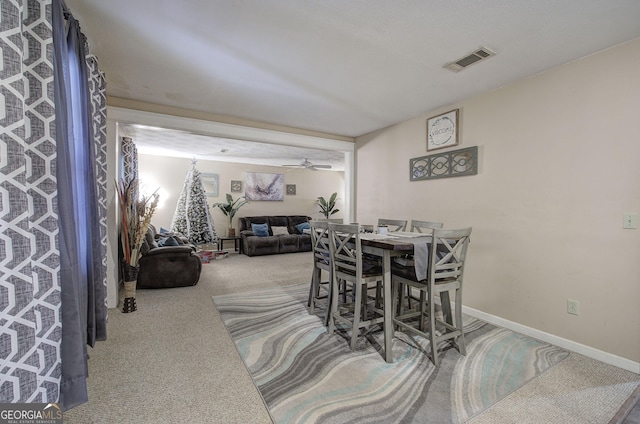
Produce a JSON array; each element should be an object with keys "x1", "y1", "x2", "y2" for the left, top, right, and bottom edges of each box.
[
  {"x1": 121, "y1": 136, "x2": 138, "y2": 184},
  {"x1": 0, "y1": 0, "x2": 61, "y2": 403},
  {"x1": 52, "y1": 0, "x2": 107, "y2": 409},
  {"x1": 0, "y1": 0, "x2": 108, "y2": 407},
  {"x1": 86, "y1": 54, "x2": 108, "y2": 343}
]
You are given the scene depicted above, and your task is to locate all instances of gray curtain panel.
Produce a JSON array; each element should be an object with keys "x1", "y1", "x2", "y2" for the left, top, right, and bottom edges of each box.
[
  {"x1": 1, "y1": 0, "x2": 107, "y2": 407},
  {"x1": 86, "y1": 54, "x2": 108, "y2": 343},
  {"x1": 0, "y1": 0, "x2": 62, "y2": 404},
  {"x1": 121, "y1": 136, "x2": 138, "y2": 185},
  {"x1": 52, "y1": 0, "x2": 107, "y2": 409}
]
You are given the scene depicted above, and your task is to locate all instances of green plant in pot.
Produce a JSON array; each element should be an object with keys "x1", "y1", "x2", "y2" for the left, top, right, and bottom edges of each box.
[
  {"x1": 317, "y1": 192, "x2": 339, "y2": 219},
  {"x1": 212, "y1": 193, "x2": 249, "y2": 237}
]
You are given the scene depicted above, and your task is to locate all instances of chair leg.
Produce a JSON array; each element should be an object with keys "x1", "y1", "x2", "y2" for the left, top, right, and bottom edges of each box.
[
  {"x1": 428, "y1": 289, "x2": 439, "y2": 366},
  {"x1": 397, "y1": 282, "x2": 406, "y2": 316},
  {"x1": 328, "y1": 276, "x2": 341, "y2": 335},
  {"x1": 322, "y1": 270, "x2": 332, "y2": 327},
  {"x1": 351, "y1": 282, "x2": 363, "y2": 349},
  {"x1": 418, "y1": 290, "x2": 426, "y2": 331},
  {"x1": 455, "y1": 287, "x2": 466, "y2": 356},
  {"x1": 440, "y1": 290, "x2": 453, "y2": 328},
  {"x1": 308, "y1": 267, "x2": 320, "y2": 311}
]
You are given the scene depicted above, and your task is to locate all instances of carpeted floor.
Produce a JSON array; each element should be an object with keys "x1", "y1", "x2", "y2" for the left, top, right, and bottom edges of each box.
[{"x1": 63, "y1": 251, "x2": 640, "y2": 423}]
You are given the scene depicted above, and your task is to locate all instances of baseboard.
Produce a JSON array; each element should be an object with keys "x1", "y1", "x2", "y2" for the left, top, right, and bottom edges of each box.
[{"x1": 463, "y1": 305, "x2": 640, "y2": 374}]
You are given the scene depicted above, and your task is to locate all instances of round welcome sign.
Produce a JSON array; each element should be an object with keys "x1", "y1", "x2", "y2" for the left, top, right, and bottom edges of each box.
[{"x1": 427, "y1": 109, "x2": 459, "y2": 151}]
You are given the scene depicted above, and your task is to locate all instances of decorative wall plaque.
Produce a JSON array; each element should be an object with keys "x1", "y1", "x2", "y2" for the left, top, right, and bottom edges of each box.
[
  {"x1": 231, "y1": 180, "x2": 243, "y2": 192},
  {"x1": 410, "y1": 146, "x2": 478, "y2": 181},
  {"x1": 427, "y1": 109, "x2": 459, "y2": 151}
]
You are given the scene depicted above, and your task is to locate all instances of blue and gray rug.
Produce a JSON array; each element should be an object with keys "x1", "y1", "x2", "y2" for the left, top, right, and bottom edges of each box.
[{"x1": 213, "y1": 284, "x2": 569, "y2": 424}]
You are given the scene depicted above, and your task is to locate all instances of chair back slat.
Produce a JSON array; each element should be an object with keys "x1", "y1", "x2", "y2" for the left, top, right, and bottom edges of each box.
[
  {"x1": 328, "y1": 223, "x2": 362, "y2": 278},
  {"x1": 430, "y1": 228, "x2": 472, "y2": 284},
  {"x1": 310, "y1": 220, "x2": 331, "y2": 268}
]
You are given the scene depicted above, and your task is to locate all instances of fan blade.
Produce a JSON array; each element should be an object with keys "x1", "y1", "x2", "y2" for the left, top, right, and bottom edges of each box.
[{"x1": 310, "y1": 164, "x2": 332, "y2": 169}]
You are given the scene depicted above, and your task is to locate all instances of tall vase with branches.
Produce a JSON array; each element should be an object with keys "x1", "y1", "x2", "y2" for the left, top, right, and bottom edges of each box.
[
  {"x1": 212, "y1": 194, "x2": 249, "y2": 237},
  {"x1": 117, "y1": 179, "x2": 159, "y2": 312}
]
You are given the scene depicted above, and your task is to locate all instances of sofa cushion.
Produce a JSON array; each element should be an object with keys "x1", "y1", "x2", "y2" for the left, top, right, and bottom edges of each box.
[
  {"x1": 244, "y1": 235, "x2": 279, "y2": 256},
  {"x1": 268, "y1": 216, "x2": 289, "y2": 229},
  {"x1": 251, "y1": 223, "x2": 270, "y2": 237},
  {"x1": 240, "y1": 216, "x2": 269, "y2": 230},
  {"x1": 271, "y1": 226, "x2": 289, "y2": 235},
  {"x1": 289, "y1": 216, "x2": 310, "y2": 234},
  {"x1": 278, "y1": 234, "x2": 299, "y2": 253}
]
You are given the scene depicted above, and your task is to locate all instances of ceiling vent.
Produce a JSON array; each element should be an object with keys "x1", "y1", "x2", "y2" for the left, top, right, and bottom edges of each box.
[{"x1": 444, "y1": 47, "x2": 496, "y2": 73}]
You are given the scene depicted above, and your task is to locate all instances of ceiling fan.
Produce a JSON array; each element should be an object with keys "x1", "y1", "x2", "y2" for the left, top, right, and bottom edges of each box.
[{"x1": 282, "y1": 158, "x2": 332, "y2": 170}]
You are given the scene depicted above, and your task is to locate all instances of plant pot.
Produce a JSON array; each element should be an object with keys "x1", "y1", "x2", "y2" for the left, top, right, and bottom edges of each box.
[{"x1": 227, "y1": 228, "x2": 236, "y2": 237}]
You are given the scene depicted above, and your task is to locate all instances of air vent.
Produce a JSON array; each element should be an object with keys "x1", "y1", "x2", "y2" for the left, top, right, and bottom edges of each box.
[{"x1": 444, "y1": 47, "x2": 496, "y2": 73}]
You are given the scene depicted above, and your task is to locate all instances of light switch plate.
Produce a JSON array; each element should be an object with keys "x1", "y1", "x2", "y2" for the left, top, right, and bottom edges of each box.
[{"x1": 623, "y1": 213, "x2": 638, "y2": 229}]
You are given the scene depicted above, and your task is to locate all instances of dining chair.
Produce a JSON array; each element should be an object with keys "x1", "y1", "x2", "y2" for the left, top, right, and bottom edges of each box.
[
  {"x1": 327, "y1": 223, "x2": 385, "y2": 349},
  {"x1": 398, "y1": 219, "x2": 444, "y2": 312},
  {"x1": 308, "y1": 220, "x2": 331, "y2": 324},
  {"x1": 391, "y1": 227, "x2": 472, "y2": 366},
  {"x1": 410, "y1": 220, "x2": 443, "y2": 233},
  {"x1": 377, "y1": 218, "x2": 408, "y2": 232}
]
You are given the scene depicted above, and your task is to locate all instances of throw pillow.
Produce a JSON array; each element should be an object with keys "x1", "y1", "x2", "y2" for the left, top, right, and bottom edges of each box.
[
  {"x1": 271, "y1": 226, "x2": 289, "y2": 236},
  {"x1": 157, "y1": 236, "x2": 179, "y2": 247},
  {"x1": 295, "y1": 222, "x2": 311, "y2": 233},
  {"x1": 251, "y1": 223, "x2": 270, "y2": 237}
]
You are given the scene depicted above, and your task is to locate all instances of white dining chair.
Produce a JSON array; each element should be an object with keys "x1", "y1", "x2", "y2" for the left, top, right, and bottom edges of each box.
[
  {"x1": 327, "y1": 223, "x2": 385, "y2": 349},
  {"x1": 410, "y1": 219, "x2": 443, "y2": 233},
  {"x1": 377, "y1": 218, "x2": 408, "y2": 232},
  {"x1": 308, "y1": 220, "x2": 331, "y2": 324},
  {"x1": 391, "y1": 227, "x2": 472, "y2": 366},
  {"x1": 398, "y1": 220, "x2": 444, "y2": 312}
]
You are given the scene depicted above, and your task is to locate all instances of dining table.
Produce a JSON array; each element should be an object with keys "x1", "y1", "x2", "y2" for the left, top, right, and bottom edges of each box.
[{"x1": 359, "y1": 231, "x2": 433, "y2": 363}]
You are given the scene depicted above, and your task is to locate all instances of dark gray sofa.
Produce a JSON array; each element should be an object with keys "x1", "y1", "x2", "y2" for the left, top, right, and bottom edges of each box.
[{"x1": 239, "y1": 215, "x2": 312, "y2": 256}]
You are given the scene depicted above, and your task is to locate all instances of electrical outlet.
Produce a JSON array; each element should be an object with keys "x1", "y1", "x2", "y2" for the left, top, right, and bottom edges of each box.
[
  {"x1": 623, "y1": 213, "x2": 638, "y2": 229},
  {"x1": 567, "y1": 299, "x2": 579, "y2": 315}
]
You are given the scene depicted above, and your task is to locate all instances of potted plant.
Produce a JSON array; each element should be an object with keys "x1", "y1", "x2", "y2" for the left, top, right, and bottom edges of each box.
[
  {"x1": 212, "y1": 193, "x2": 249, "y2": 237},
  {"x1": 317, "y1": 192, "x2": 339, "y2": 219}
]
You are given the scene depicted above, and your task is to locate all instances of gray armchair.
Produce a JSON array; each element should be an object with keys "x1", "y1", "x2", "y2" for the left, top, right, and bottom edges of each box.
[{"x1": 136, "y1": 225, "x2": 202, "y2": 289}]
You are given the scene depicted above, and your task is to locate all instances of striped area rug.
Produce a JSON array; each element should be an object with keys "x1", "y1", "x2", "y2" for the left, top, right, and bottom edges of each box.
[{"x1": 213, "y1": 284, "x2": 569, "y2": 424}]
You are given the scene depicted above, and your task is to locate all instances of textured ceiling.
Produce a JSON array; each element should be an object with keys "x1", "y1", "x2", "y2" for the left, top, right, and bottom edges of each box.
[{"x1": 66, "y1": 0, "x2": 640, "y2": 168}]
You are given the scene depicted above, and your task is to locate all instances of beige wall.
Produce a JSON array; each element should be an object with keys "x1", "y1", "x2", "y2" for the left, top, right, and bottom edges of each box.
[
  {"x1": 355, "y1": 39, "x2": 640, "y2": 362},
  {"x1": 138, "y1": 154, "x2": 345, "y2": 233}
]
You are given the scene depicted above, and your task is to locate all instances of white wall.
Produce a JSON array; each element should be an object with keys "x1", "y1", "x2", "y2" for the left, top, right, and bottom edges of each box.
[
  {"x1": 138, "y1": 154, "x2": 346, "y2": 233},
  {"x1": 355, "y1": 39, "x2": 640, "y2": 363}
]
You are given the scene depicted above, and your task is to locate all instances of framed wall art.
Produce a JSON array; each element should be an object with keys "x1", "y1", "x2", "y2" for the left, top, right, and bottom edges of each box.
[
  {"x1": 427, "y1": 109, "x2": 459, "y2": 151},
  {"x1": 245, "y1": 172, "x2": 284, "y2": 201},
  {"x1": 410, "y1": 146, "x2": 478, "y2": 181},
  {"x1": 286, "y1": 184, "x2": 296, "y2": 195},
  {"x1": 230, "y1": 180, "x2": 243, "y2": 193},
  {"x1": 201, "y1": 173, "x2": 219, "y2": 197}
]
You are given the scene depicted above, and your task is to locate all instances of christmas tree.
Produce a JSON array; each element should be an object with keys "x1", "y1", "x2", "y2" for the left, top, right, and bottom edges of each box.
[{"x1": 171, "y1": 160, "x2": 217, "y2": 245}]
